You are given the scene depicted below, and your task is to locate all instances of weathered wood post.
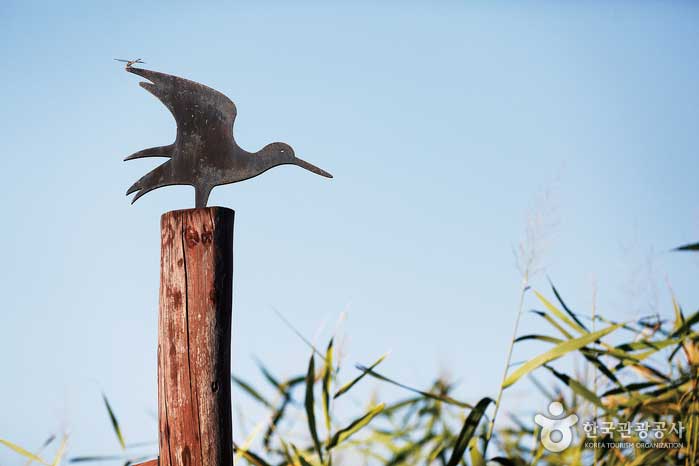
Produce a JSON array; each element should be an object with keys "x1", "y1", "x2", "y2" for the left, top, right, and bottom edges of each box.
[
  {"x1": 157, "y1": 208, "x2": 234, "y2": 466},
  {"x1": 121, "y1": 64, "x2": 332, "y2": 466}
]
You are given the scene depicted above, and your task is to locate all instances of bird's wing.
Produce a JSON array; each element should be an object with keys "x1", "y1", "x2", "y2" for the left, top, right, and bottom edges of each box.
[{"x1": 126, "y1": 67, "x2": 237, "y2": 134}]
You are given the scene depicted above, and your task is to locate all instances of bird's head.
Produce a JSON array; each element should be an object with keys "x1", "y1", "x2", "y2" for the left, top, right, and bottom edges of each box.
[
  {"x1": 264, "y1": 142, "x2": 296, "y2": 163},
  {"x1": 262, "y1": 142, "x2": 333, "y2": 178}
]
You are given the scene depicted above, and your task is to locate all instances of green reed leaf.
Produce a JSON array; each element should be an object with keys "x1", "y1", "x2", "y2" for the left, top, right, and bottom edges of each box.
[
  {"x1": 327, "y1": 403, "x2": 385, "y2": 449},
  {"x1": 534, "y1": 290, "x2": 587, "y2": 335},
  {"x1": 445, "y1": 397, "x2": 493, "y2": 466},
  {"x1": 0, "y1": 439, "x2": 50, "y2": 465},
  {"x1": 354, "y1": 365, "x2": 472, "y2": 409},
  {"x1": 322, "y1": 338, "x2": 334, "y2": 439},
  {"x1": 232, "y1": 375, "x2": 273, "y2": 409},
  {"x1": 674, "y1": 242, "x2": 699, "y2": 252},
  {"x1": 503, "y1": 323, "x2": 622, "y2": 389},
  {"x1": 305, "y1": 353, "x2": 323, "y2": 463},
  {"x1": 334, "y1": 353, "x2": 387, "y2": 399},
  {"x1": 102, "y1": 393, "x2": 126, "y2": 450}
]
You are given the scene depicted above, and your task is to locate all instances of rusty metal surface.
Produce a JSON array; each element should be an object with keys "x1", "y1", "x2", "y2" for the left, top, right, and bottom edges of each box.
[{"x1": 124, "y1": 67, "x2": 332, "y2": 207}]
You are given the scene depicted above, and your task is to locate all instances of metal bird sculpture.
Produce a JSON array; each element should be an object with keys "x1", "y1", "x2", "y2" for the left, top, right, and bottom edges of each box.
[{"x1": 124, "y1": 67, "x2": 332, "y2": 207}]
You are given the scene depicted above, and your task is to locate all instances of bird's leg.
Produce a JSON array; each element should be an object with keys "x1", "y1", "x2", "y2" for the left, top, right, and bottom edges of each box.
[{"x1": 195, "y1": 185, "x2": 211, "y2": 209}]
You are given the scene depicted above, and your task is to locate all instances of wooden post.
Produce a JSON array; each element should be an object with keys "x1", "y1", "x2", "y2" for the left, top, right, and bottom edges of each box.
[{"x1": 156, "y1": 207, "x2": 234, "y2": 466}]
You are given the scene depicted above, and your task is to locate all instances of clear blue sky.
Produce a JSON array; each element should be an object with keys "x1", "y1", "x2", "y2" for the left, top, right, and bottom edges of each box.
[{"x1": 1, "y1": 0, "x2": 698, "y2": 462}]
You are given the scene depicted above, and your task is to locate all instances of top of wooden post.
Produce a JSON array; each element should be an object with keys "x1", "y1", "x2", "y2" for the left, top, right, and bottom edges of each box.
[{"x1": 161, "y1": 206, "x2": 235, "y2": 218}]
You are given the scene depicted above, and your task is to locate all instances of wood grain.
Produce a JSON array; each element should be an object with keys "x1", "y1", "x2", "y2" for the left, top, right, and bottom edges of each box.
[
  {"x1": 133, "y1": 459, "x2": 158, "y2": 466},
  {"x1": 158, "y1": 207, "x2": 234, "y2": 466}
]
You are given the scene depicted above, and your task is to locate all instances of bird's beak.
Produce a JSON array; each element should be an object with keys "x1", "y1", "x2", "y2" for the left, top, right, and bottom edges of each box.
[{"x1": 294, "y1": 158, "x2": 333, "y2": 178}]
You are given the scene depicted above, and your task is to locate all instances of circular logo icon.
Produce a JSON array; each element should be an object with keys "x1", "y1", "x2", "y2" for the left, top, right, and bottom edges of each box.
[{"x1": 534, "y1": 401, "x2": 579, "y2": 453}]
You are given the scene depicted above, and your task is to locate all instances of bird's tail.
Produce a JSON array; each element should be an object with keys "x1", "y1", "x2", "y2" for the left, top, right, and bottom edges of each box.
[{"x1": 126, "y1": 160, "x2": 176, "y2": 204}]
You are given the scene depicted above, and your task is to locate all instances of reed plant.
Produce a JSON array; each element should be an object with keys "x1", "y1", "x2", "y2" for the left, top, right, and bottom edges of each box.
[{"x1": 3, "y1": 242, "x2": 699, "y2": 466}]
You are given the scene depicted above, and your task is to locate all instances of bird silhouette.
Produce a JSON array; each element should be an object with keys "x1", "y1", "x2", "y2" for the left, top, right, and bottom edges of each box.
[{"x1": 124, "y1": 67, "x2": 332, "y2": 207}]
